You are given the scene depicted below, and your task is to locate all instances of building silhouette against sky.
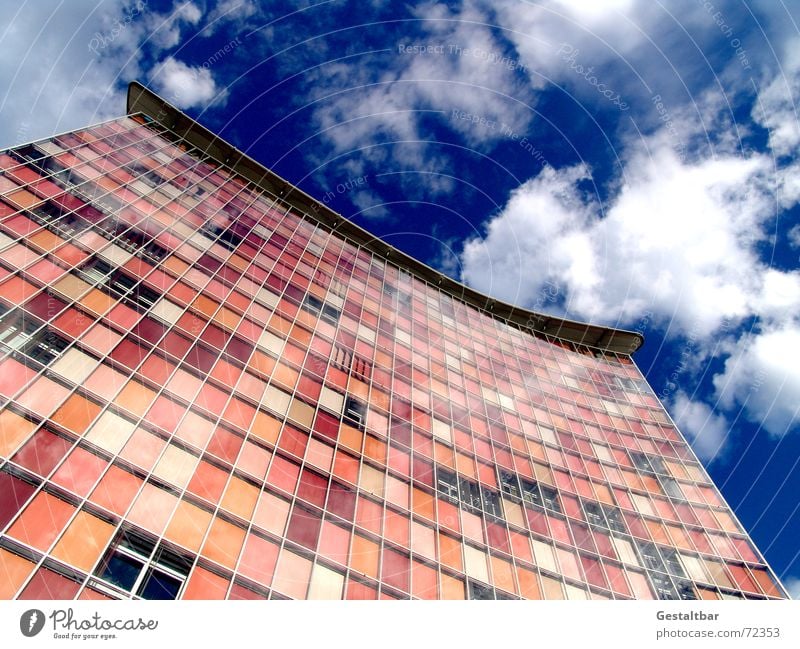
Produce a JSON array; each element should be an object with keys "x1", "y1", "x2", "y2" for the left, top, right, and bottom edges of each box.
[{"x1": 0, "y1": 82, "x2": 787, "y2": 600}]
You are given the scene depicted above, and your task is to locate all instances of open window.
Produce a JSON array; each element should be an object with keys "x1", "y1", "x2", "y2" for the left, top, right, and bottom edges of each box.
[
  {"x1": 436, "y1": 468, "x2": 459, "y2": 503},
  {"x1": 343, "y1": 396, "x2": 366, "y2": 431},
  {"x1": 94, "y1": 531, "x2": 192, "y2": 600}
]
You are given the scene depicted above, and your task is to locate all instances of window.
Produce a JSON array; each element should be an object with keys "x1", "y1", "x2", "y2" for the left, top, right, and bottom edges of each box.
[
  {"x1": 661, "y1": 477, "x2": 683, "y2": 500},
  {"x1": 630, "y1": 452, "x2": 655, "y2": 474},
  {"x1": 23, "y1": 330, "x2": 70, "y2": 365},
  {"x1": 140, "y1": 241, "x2": 168, "y2": 264},
  {"x1": 459, "y1": 477, "x2": 483, "y2": 511},
  {"x1": 660, "y1": 548, "x2": 686, "y2": 578},
  {"x1": 468, "y1": 581, "x2": 494, "y2": 600},
  {"x1": 637, "y1": 541, "x2": 663, "y2": 572},
  {"x1": 0, "y1": 309, "x2": 70, "y2": 366},
  {"x1": 650, "y1": 572, "x2": 677, "y2": 600},
  {"x1": 481, "y1": 487, "x2": 502, "y2": 518},
  {"x1": 582, "y1": 500, "x2": 627, "y2": 533},
  {"x1": 604, "y1": 506, "x2": 627, "y2": 533},
  {"x1": 631, "y1": 451, "x2": 684, "y2": 500},
  {"x1": 80, "y1": 258, "x2": 114, "y2": 285},
  {"x1": 498, "y1": 470, "x2": 520, "y2": 500},
  {"x1": 675, "y1": 580, "x2": 697, "y2": 600},
  {"x1": 540, "y1": 485, "x2": 561, "y2": 513},
  {"x1": 520, "y1": 478, "x2": 542, "y2": 507},
  {"x1": 0, "y1": 309, "x2": 39, "y2": 351},
  {"x1": 108, "y1": 271, "x2": 138, "y2": 297},
  {"x1": 436, "y1": 468, "x2": 459, "y2": 503},
  {"x1": 583, "y1": 501, "x2": 606, "y2": 528},
  {"x1": 343, "y1": 396, "x2": 366, "y2": 431},
  {"x1": 94, "y1": 531, "x2": 191, "y2": 600},
  {"x1": 106, "y1": 271, "x2": 159, "y2": 310},
  {"x1": 519, "y1": 478, "x2": 560, "y2": 512},
  {"x1": 302, "y1": 294, "x2": 340, "y2": 324}
]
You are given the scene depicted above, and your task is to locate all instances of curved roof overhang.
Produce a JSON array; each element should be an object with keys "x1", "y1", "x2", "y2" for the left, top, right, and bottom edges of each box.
[{"x1": 127, "y1": 81, "x2": 643, "y2": 355}]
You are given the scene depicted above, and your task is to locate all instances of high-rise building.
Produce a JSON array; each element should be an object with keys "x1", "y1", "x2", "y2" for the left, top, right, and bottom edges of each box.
[{"x1": 0, "y1": 82, "x2": 787, "y2": 601}]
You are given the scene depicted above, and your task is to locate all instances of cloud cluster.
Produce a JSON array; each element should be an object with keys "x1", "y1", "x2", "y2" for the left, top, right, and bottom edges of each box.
[
  {"x1": 460, "y1": 31, "x2": 800, "y2": 441},
  {"x1": 0, "y1": 0, "x2": 236, "y2": 147},
  {"x1": 150, "y1": 56, "x2": 226, "y2": 109}
]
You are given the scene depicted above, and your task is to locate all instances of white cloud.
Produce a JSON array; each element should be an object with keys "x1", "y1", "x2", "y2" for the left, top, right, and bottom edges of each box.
[
  {"x1": 784, "y1": 577, "x2": 800, "y2": 600},
  {"x1": 460, "y1": 48, "x2": 800, "y2": 439},
  {"x1": 461, "y1": 163, "x2": 594, "y2": 311},
  {"x1": 203, "y1": 0, "x2": 258, "y2": 36},
  {"x1": 150, "y1": 56, "x2": 226, "y2": 109},
  {"x1": 752, "y1": 37, "x2": 800, "y2": 158},
  {"x1": 304, "y1": 0, "x2": 532, "y2": 197},
  {"x1": 461, "y1": 141, "x2": 775, "y2": 337},
  {"x1": 146, "y1": 1, "x2": 202, "y2": 50},
  {"x1": 0, "y1": 0, "x2": 221, "y2": 148},
  {"x1": 714, "y1": 326, "x2": 800, "y2": 437},
  {"x1": 671, "y1": 392, "x2": 730, "y2": 462},
  {"x1": 788, "y1": 224, "x2": 800, "y2": 248},
  {"x1": 0, "y1": 0, "x2": 132, "y2": 147}
]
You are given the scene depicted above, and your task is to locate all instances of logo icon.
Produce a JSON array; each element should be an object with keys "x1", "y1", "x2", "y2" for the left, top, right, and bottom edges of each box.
[{"x1": 20, "y1": 609, "x2": 45, "y2": 638}]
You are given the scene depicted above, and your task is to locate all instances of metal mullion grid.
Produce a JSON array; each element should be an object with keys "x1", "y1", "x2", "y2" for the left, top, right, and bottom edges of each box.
[
  {"x1": 221, "y1": 223, "x2": 340, "y2": 600},
  {"x1": 0, "y1": 133, "x2": 168, "y2": 256},
  {"x1": 302, "y1": 235, "x2": 404, "y2": 600},
  {"x1": 141, "y1": 193, "x2": 323, "y2": 600},
  {"x1": 558, "y1": 463, "x2": 630, "y2": 600},
  {"x1": 619, "y1": 376, "x2": 760, "y2": 600},
  {"x1": 346, "y1": 241, "x2": 425, "y2": 600},
  {"x1": 488, "y1": 386, "x2": 572, "y2": 599},
  {"x1": 372, "y1": 246, "x2": 479, "y2": 599},
  {"x1": 623, "y1": 487, "x2": 735, "y2": 597},
  {"x1": 0, "y1": 345, "x2": 164, "y2": 601},
  {"x1": 332, "y1": 247, "x2": 404, "y2": 599},
  {"x1": 75, "y1": 190, "x2": 293, "y2": 600},
  {"x1": 0, "y1": 138, "x2": 286, "y2": 599},
  {"x1": 125, "y1": 189, "x2": 322, "y2": 600},
  {"x1": 43, "y1": 193, "x2": 291, "y2": 600},
  {"x1": 0, "y1": 114, "x2": 145, "y2": 165},
  {"x1": 0, "y1": 128, "x2": 195, "y2": 280},
  {"x1": 346, "y1": 247, "x2": 416, "y2": 599},
  {"x1": 180, "y1": 209, "x2": 328, "y2": 599},
  {"x1": 253, "y1": 224, "x2": 378, "y2": 600},
  {"x1": 4, "y1": 120, "x2": 172, "y2": 211},
  {"x1": 0, "y1": 130, "x2": 221, "y2": 597},
  {"x1": 468, "y1": 343, "x2": 533, "y2": 600}
]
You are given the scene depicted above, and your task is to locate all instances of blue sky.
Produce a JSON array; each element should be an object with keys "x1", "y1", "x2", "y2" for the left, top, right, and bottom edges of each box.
[{"x1": 0, "y1": 0, "x2": 798, "y2": 597}]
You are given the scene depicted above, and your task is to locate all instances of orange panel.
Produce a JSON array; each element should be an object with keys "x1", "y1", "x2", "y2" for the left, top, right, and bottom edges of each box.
[
  {"x1": 182, "y1": 567, "x2": 230, "y2": 600},
  {"x1": 0, "y1": 409, "x2": 37, "y2": 458},
  {"x1": 50, "y1": 510, "x2": 115, "y2": 572},
  {"x1": 0, "y1": 548, "x2": 36, "y2": 599},
  {"x1": 164, "y1": 499, "x2": 213, "y2": 553},
  {"x1": 7, "y1": 491, "x2": 75, "y2": 551},
  {"x1": 201, "y1": 517, "x2": 246, "y2": 569}
]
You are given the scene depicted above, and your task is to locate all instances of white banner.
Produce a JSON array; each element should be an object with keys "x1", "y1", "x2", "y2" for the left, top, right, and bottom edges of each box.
[{"x1": 1, "y1": 600, "x2": 798, "y2": 649}]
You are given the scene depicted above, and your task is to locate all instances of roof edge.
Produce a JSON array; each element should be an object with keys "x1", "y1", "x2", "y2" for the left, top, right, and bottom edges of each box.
[{"x1": 126, "y1": 81, "x2": 643, "y2": 354}]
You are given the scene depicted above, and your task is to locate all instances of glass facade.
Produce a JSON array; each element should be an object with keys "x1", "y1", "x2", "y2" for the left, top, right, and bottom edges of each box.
[{"x1": 0, "y1": 96, "x2": 787, "y2": 600}]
